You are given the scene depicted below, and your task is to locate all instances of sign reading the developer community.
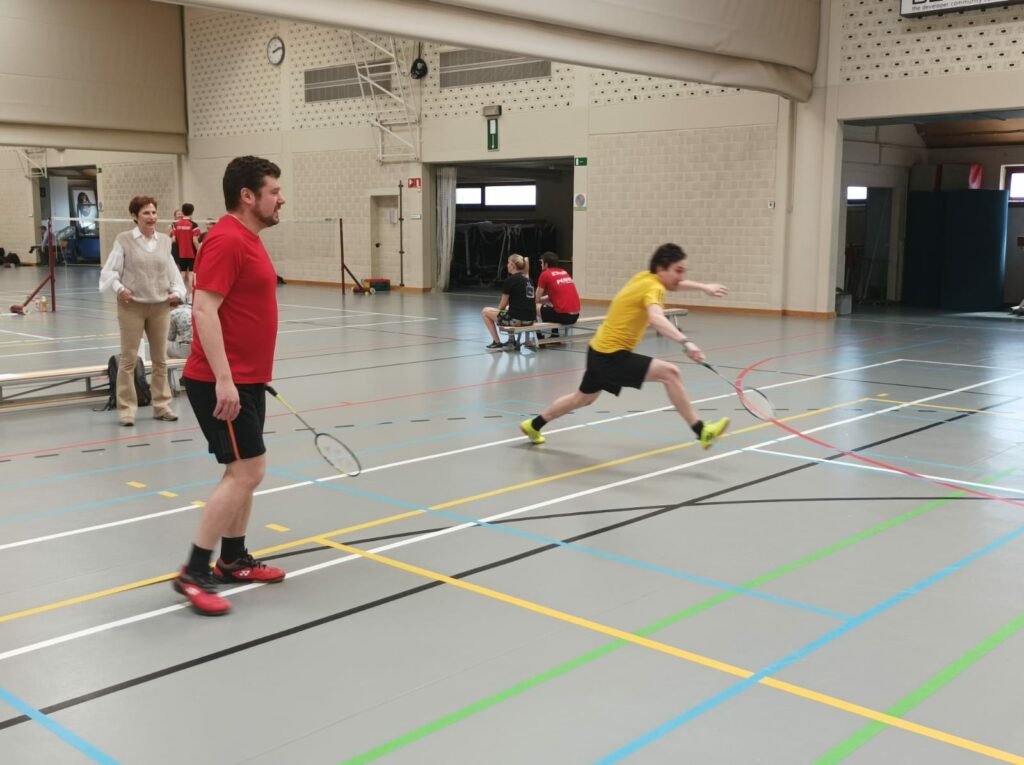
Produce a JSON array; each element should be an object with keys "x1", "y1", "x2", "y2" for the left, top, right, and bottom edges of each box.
[{"x1": 901, "y1": 0, "x2": 1024, "y2": 16}]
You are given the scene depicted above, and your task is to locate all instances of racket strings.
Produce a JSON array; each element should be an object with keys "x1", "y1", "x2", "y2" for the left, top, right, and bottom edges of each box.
[{"x1": 315, "y1": 433, "x2": 362, "y2": 476}]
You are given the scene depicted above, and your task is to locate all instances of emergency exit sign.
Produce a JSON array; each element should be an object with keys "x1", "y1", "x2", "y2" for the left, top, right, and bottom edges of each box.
[{"x1": 574, "y1": 157, "x2": 587, "y2": 166}]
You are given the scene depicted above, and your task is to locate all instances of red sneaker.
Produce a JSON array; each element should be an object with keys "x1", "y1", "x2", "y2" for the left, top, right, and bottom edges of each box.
[
  {"x1": 172, "y1": 567, "x2": 231, "y2": 616},
  {"x1": 213, "y1": 552, "x2": 285, "y2": 584}
]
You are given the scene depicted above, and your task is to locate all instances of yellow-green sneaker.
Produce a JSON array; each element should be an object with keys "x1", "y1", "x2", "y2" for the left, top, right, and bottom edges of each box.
[
  {"x1": 519, "y1": 418, "x2": 546, "y2": 444},
  {"x1": 698, "y1": 417, "x2": 729, "y2": 450}
]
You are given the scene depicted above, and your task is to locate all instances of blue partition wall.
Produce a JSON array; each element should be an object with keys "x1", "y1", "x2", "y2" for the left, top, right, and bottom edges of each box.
[{"x1": 904, "y1": 190, "x2": 1009, "y2": 311}]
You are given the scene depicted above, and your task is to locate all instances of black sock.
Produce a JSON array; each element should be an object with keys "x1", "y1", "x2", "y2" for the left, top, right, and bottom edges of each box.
[
  {"x1": 532, "y1": 415, "x2": 548, "y2": 431},
  {"x1": 220, "y1": 536, "x2": 246, "y2": 564},
  {"x1": 691, "y1": 420, "x2": 705, "y2": 438},
  {"x1": 186, "y1": 545, "x2": 213, "y2": 577}
]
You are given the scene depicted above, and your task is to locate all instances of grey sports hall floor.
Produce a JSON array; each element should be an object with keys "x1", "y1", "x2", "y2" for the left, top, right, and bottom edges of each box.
[{"x1": 2, "y1": 267, "x2": 1023, "y2": 765}]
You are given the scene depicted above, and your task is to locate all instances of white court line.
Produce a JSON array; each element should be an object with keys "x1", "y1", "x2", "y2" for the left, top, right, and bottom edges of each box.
[
  {"x1": 277, "y1": 318, "x2": 437, "y2": 335},
  {"x1": 1, "y1": 359, "x2": 1021, "y2": 661},
  {"x1": 900, "y1": 358, "x2": 1024, "y2": 372},
  {"x1": 0, "y1": 329, "x2": 55, "y2": 340},
  {"x1": 0, "y1": 448, "x2": 741, "y2": 663},
  {"x1": 0, "y1": 357, "x2": 958, "y2": 555},
  {"x1": 278, "y1": 302, "x2": 438, "y2": 320},
  {"x1": 748, "y1": 448, "x2": 1024, "y2": 496},
  {"x1": 0, "y1": 356, "x2": 897, "y2": 553},
  {"x1": 0, "y1": 344, "x2": 119, "y2": 361}
]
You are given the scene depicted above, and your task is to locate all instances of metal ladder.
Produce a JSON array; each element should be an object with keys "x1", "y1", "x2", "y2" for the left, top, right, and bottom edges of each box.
[{"x1": 348, "y1": 32, "x2": 421, "y2": 163}]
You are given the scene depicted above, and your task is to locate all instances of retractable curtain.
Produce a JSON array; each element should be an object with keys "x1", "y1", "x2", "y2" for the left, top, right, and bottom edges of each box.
[{"x1": 179, "y1": 0, "x2": 820, "y2": 100}]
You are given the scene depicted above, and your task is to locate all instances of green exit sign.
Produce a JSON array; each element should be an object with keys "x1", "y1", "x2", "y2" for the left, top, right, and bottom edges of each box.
[{"x1": 574, "y1": 157, "x2": 587, "y2": 166}]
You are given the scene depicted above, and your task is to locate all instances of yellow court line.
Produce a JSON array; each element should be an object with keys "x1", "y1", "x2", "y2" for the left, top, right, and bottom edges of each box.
[
  {"x1": 866, "y1": 397, "x2": 1024, "y2": 419},
  {"x1": 317, "y1": 537, "x2": 1024, "y2": 765},
  {"x1": 432, "y1": 398, "x2": 867, "y2": 511},
  {"x1": 0, "y1": 400, "x2": 865, "y2": 625},
  {"x1": 0, "y1": 510, "x2": 422, "y2": 624},
  {"x1": 266, "y1": 524, "x2": 290, "y2": 532}
]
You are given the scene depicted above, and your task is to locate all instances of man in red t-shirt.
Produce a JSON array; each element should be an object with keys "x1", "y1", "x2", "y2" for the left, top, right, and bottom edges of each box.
[
  {"x1": 170, "y1": 202, "x2": 202, "y2": 300},
  {"x1": 535, "y1": 251, "x2": 580, "y2": 339},
  {"x1": 174, "y1": 156, "x2": 284, "y2": 616}
]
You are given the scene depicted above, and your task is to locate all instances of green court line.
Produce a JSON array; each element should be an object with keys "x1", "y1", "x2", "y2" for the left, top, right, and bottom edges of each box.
[
  {"x1": 813, "y1": 610, "x2": 1024, "y2": 764},
  {"x1": 343, "y1": 469, "x2": 1015, "y2": 764}
]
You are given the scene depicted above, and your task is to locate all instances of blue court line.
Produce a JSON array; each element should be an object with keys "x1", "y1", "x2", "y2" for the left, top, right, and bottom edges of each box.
[
  {"x1": 595, "y1": 513, "x2": 1024, "y2": 763},
  {"x1": 266, "y1": 465, "x2": 850, "y2": 622},
  {"x1": 0, "y1": 686, "x2": 119, "y2": 764},
  {"x1": 0, "y1": 400, "x2": 517, "y2": 491}
]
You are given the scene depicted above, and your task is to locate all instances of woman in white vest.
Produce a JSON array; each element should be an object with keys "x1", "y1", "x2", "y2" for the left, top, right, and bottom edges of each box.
[{"x1": 99, "y1": 195, "x2": 186, "y2": 426}]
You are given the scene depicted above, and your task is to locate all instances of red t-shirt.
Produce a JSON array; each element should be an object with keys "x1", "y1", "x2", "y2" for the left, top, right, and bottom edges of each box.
[
  {"x1": 537, "y1": 267, "x2": 580, "y2": 314},
  {"x1": 184, "y1": 215, "x2": 278, "y2": 384},
  {"x1": 171, "y1": 219, "x2": 201, "y2": 260}
]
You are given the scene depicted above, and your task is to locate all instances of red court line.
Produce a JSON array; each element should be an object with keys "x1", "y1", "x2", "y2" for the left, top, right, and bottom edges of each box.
[
  {"x1": 735, "y1": 356, "x2": 1024, "y2": 509},
  {"x1": 0, "y1": 328, "x2": 901, "y2": 461}
]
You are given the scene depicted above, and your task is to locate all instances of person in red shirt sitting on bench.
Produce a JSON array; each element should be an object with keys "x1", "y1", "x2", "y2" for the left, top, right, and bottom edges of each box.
[{"x1": 535, "y1": 251, "x2": 580, "y2": 341}]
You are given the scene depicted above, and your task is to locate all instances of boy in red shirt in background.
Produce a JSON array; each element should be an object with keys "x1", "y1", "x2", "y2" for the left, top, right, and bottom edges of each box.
[
  {"x1": 535, "y1": 251, "x2": 580, "y2": 340},
  {"x1": 170, "y1": 202, "x2": 202, "y2": 301}
]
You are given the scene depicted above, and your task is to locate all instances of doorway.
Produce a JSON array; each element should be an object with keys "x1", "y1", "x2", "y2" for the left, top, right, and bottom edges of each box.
[
  {"x1": 441, "y1": 157, "x2": 573, "y2": 293},
  {"x1": 37, "y1": 166, "x2": 100, "y2": 265},
  {"x1": 843, "y1": 186, "x2": 892, "y2": 306}
]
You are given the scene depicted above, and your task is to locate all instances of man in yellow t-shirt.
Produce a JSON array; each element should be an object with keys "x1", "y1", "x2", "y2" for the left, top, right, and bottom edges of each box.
[{"x1": 520, "y1": 243, "x2": 731, "y2": 449}]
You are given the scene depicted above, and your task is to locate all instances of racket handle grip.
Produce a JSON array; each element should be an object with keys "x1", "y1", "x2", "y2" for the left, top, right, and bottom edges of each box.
[{"x1": 265, "y1": 384, "x2": 278, "y2": 397}]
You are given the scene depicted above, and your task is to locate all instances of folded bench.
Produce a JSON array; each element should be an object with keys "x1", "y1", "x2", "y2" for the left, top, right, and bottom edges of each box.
[{"x1": 0, "y1": 358, "x2": 187, "y2": 405}]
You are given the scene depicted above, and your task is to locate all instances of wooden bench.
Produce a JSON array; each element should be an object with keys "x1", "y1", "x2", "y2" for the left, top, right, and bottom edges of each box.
[
  {"x1": 0, "y1": 359, "x2": 187, "y2": 405},
  {"x1": 501, "y1": 307, "x2": 689, "y2": 350}
]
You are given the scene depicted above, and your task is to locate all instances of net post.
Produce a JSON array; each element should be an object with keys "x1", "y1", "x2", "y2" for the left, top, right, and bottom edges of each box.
[{"x1": 338, "y1": 217, "x2": 347, "y2": 294}]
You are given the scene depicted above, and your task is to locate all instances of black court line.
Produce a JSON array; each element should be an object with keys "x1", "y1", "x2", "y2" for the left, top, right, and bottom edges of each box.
[{"x1": 0, "y1": 401, "x2": 999, "y2": 731}]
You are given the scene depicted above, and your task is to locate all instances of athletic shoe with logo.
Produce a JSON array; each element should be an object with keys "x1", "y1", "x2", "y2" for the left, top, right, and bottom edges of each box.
[
  {"x1": 486, "y1": 341, "x2": 505, "y2": 351},
  {"x1": 699, "y1": 417, "x2": 730, "y2": 450},
  {"x1": 172, "y1": 567, "x2": 231, "y2": 616},
  {"x1": 213, "y1": 552, "x2": 286, "y2": 584},
  {"x1": 519, "y1": 418, "x2": 546, "y2": 444}
]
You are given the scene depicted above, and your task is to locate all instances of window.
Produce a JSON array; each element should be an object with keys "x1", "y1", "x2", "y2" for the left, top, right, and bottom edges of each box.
[
  {"x1": 485, "y1": 185, "x2": 536, "y2": 207},
  {"x1": 456, "y1": 184, "x2": 537, "y2": 208},
  {"x1": 456, "y1": 187, "x2": 482, "y2": 206},
  {"x1": 1007, "y1": 166, "x2": 1024, "y2": 207},
  {"x1": 846, "y1": 186, "x2": 868, "y2": 202}
]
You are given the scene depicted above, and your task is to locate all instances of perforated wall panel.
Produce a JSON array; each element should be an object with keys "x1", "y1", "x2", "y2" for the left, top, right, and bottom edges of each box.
[
  {"x1": 187, "y1": 13, "x2": 282, "y2": 137},
  {"x1": 96, "y1": 161, "x2": 177, "y2": 264},
  {"x1": 841, "y1": 0, "x2": 1024, "y2": 82},
  {"x1": 420, "y1": 44, "x2": 575, "y2": 120},
  {"x1": 0, "y1": 168, "x2": 34, "y2": 260},
  {"x1": 586, "y1": 125, "x2": 776, "y2": 307},
  {"x1": 589, "y1": 70, "x2": 744, "y2": 107}
]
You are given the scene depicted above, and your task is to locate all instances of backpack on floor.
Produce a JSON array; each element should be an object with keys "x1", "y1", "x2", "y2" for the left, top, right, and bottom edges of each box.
[{"x1": 97, "y1": 355, "x2": 151, "y2": 411}]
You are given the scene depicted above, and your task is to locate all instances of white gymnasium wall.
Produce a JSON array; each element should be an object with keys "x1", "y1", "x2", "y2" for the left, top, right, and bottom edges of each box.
[
  {"x1": 0, "y1": 151, "x2": 35, "y2": 262},
  {"x1": 183, "y1": 7, "x2": 785, "y2": 309}
]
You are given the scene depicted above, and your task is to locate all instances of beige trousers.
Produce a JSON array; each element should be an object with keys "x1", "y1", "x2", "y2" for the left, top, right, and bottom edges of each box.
[{"x1": 116, "y1": 300, "x2": 172, "y2": 421}]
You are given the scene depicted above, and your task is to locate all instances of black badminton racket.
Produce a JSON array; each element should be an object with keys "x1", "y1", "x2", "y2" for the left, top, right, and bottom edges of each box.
[
  {"x1": 266, "y1": 385, "x2": 361, "y2": 476},
  {"x1": 700, "y1": 362, "x2": 777, "y2": 421}
]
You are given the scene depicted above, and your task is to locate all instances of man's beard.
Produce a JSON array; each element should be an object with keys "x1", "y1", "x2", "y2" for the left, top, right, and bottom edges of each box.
[{"x1": 256, "y1": 208, "x2": 280, "y2": 228}]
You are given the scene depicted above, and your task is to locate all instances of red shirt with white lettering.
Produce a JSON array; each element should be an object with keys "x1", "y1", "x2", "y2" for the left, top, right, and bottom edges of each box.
[
  {"x1": 171, "y1": 219, "x2": 201, "y2": 260},
  {"x1": 184, "y1": 215, "x2": 278, "y2": 384},
  {"x1": 537, "y1": 267, "x2": 580, "y2": 314}
]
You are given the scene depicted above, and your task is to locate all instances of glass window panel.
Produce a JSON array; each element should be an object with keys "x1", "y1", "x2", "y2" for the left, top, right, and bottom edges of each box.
[
  {"x1": 485, "y1": 185, "x2": 536, "y2": 206},
  {"x1": 456, "y1": 187, "x2": 482, "y2": 205}
]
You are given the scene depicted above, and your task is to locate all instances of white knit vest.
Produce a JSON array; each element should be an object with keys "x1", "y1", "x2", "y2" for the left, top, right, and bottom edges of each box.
[{"x1": 116, "y1": 231, "x2": 172, "y2": 303}]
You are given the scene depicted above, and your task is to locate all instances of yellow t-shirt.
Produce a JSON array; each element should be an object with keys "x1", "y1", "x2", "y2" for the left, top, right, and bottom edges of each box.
[{"x1": 591, "y1": 271, "x2": 665, "y2": 353}]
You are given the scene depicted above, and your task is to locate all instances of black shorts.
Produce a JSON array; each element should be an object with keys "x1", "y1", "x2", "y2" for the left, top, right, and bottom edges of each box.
[
  {"x1": 540, "y1": 306, "x2": 579, "y2": 325},
  {"x1": 184, "y1": 377, "x2": 267, "y2": 464},
  {"x1": 579, "y1": 347, "x2": 652, "y2": 396},
  {"x1": 178, "y1": 258, "x2": 195, "y2": 272}
]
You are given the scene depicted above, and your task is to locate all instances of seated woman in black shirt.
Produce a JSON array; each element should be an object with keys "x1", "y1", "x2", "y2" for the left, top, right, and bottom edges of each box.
[{"x1": 481, "y1": 253, "x2": 535, "y2": 350}]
